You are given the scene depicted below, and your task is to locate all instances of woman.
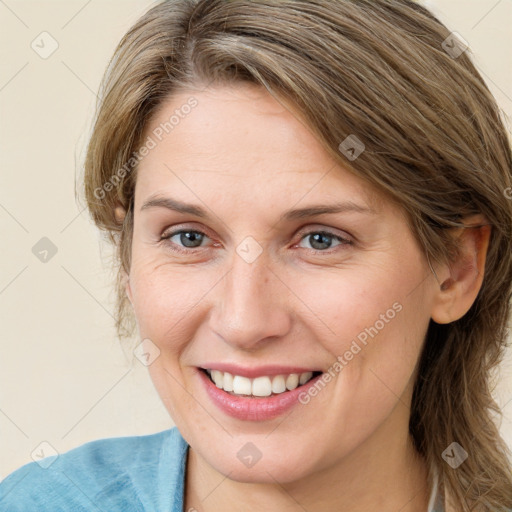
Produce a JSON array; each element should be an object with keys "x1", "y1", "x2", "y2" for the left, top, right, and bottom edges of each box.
[{"x1": 1, "y1": 0, "x2": 511, "y2": 510}]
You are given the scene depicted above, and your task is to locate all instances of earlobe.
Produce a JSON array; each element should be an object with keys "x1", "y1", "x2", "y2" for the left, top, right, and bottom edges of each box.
[
  {"x1": 114, "y1": 202, "x2": 127, "y2": 224},
  {"x1": 430, "y1": 216, "x2": 491, "y2": 324}
]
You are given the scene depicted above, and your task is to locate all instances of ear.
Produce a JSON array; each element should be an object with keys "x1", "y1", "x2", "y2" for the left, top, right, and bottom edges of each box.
[
  {"x1": 114, "y1": 202, "x2": 127, "y2": 224},
  {"x1": 430, "y1": 215, "x2": 491, "y2": 324}
]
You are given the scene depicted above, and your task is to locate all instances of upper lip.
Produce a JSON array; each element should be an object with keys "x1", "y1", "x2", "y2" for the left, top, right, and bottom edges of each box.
[{"x1": 199, "y1": 363, "x2": 322, "y2": 378}]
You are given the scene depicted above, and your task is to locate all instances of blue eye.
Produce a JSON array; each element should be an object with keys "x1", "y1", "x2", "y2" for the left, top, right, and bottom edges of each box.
[
  {"x1": 298, "y1": 231, "x2": 352, "y2": 252},
  {"x1": 161, "y1": 230, "x2": 210, "y2": 253},
  {"x1": 160, "y1": 228, "x2": 352, "y2": 255}
]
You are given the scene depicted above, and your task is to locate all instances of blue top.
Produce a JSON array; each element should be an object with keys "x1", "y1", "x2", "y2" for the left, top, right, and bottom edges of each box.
[
  {"x1": 0, "y1": 427, "x2": 188, "y2": 512},
  {"x1": 0, "y1": 426, "x2": 445, "y2": 511}
]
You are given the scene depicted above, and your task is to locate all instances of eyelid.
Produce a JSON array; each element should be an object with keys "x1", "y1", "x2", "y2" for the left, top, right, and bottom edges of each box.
[
  {"x1": 295, "y1": 224, "x2": 353, "y2": 241},
  {"x1": 161, "y1": 222, "x2": 214, "y2": 240}
]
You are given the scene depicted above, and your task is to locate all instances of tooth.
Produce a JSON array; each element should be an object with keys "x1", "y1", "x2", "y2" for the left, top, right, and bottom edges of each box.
[
  {"x1": 232, "y1": 375, "x2": 252, "y2": 395},
  {"x1": 271, "y1": 375, "x2": 286, "y2": 393},
  {"x1": 210, "y1": 369, "x2": 313, "y2": 396},
  {"x1": 211, "y1": 370, "x2": 223, "y2": 388},
  {"x1": 223, "y1": 372, "x2": 234, "y2": 392},
  {"x1": 285, "y1": 373, "x2": 299, "y2": 390},
  {"x1": 252, "y1": 376, "x2": 272, "y2": 397},
  {"x1": 299, "y1": 371, "x2": 313, "y2": 385}
]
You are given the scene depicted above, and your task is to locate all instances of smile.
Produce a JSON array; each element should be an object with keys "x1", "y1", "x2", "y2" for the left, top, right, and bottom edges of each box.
[
  {"x1": 197, "y1": 366, "x2": 325, "y2": 421},
  {"x1": 204, "y1": 368, "x2": 322, "y2": 397}
]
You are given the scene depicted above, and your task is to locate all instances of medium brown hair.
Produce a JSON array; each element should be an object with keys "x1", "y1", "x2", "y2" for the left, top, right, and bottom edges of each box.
[{"x1": 81, "y1": 0, "x2": 512, "y2": 509}]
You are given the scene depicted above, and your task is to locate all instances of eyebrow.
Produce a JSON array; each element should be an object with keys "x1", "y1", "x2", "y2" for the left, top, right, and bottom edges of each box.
[{"x1": 140, "y1": 195, "x2": 377, "y2": 221}]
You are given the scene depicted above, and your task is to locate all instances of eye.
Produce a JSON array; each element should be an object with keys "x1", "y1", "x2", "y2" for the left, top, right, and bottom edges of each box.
[
  {"x1": 297, "y1": 229, "x2": 352, "y2": 252},
  {"x1": 159, "y1": 226, "x2": 353, "y2": 255},
  {"x1": 160, "y1": 229, "x2": 211, "y2": 253}
]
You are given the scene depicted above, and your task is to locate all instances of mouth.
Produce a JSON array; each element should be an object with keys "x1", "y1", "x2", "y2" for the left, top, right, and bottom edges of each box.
[{"x1": 199, "y1": 368, "x2": 323, "y2": 398}]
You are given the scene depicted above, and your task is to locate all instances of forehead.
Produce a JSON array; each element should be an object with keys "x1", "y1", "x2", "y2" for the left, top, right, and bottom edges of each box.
[{"x1": 135, "y1": 84, "x2": 387, "y2": 214}]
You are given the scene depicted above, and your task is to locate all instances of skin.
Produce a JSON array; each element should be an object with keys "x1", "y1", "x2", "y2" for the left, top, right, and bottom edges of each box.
[{"x1": 121, "y1": 83, "x2": 490, "y2": 512}]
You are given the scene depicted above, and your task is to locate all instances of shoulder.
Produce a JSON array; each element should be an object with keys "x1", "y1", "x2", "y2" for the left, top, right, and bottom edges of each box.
[{"x1": 0, "y1": 427, "x2": 188, "y2": 512}]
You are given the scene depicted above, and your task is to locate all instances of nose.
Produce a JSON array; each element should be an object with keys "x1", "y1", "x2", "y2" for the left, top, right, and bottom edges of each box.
[{"x1": 208, "y1": 252, "x2": 292, "y2": 351}]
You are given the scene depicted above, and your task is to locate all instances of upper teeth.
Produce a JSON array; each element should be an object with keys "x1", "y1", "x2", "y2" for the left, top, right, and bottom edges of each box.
[{"x1": 207, "y1": 369, "x2": 315, "y2": 396}]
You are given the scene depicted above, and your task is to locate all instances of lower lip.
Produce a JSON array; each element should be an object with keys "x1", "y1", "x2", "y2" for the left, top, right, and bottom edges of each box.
[{"x1": 197, "y1": 368, "x2": 323, "y2": 421}]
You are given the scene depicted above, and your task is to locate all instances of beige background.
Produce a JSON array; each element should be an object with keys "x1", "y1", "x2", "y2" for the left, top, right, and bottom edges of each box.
[{"x1": 1, "y1": 0, "x2": 511, "y2": 478}]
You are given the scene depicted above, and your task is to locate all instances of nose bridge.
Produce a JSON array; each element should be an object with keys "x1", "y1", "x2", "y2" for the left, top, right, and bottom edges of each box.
[{"x1": 210, "y1": 249, "x2": 291, "y2": 349}]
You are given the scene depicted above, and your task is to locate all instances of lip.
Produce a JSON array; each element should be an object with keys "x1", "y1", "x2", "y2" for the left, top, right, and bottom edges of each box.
[
  {"x1": 199, "y1": 363, "x2": 321, "y2": 379},
  {"x1": 196, "y1": 367, "x2": 324, "y2": 421}
]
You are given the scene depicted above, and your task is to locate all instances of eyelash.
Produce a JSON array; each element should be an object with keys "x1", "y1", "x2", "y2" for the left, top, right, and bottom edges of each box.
[{"x1": 159, "y1": 226, "x2": 353, "y2": 255}]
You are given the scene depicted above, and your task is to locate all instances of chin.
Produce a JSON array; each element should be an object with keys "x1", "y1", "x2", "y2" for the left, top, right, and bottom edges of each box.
[
  {"x1": 216, "y1": 460, "x2": 311, "y2": 484},
  {"x1": 199, "y1": 442, "x2": 319, "y2": 484}
]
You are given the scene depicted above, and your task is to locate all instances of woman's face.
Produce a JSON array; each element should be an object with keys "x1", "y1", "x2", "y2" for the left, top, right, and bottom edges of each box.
[{"x1": 126, "y1": 83, "x2": 438, "y2": 483}]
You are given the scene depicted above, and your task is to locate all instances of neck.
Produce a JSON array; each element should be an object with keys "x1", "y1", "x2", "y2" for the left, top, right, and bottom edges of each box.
[{"x1": 184, "y1": 405, "x2": 431, "y2": 512}]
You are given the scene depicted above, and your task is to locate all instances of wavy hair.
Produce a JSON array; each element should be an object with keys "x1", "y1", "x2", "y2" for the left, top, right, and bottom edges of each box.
[{"x1": 81, "y1": 0, "x2": 512, "y2": 509}]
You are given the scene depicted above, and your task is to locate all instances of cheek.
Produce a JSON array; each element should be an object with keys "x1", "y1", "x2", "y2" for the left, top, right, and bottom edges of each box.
[
  {"x1": 293, "y1": 270, "x2": 429, "y2": 454},
  {"x1": 131, "y1": 260, "x2": 209, "y2": 419},
  {"x1": 290, "y1": 265, "x2": 405, "y2": 349},
  {"x1": 129, "y1": 257, "x2": 216, "y2": 340},
  {"x1": 296, "y1": 260, "x2": 430, "y2": 396}
]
